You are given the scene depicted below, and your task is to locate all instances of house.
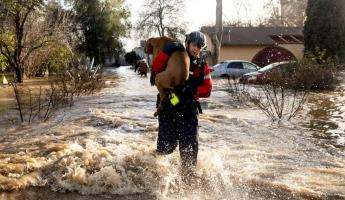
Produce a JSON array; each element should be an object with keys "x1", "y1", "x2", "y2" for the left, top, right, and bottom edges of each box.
[
  {"x1": 200, "y1": 26, "x2": 304, "y2": 67},
  {"x1": 132, "y1": 40, "x2": 152, "y2": 65},
  {"x1": 133, "y1": 46, "x2": 150, "y2": 62}
]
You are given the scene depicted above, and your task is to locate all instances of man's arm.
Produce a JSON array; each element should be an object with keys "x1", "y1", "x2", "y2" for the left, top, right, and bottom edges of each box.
[{"x1": 195, "y1": 63, "x2": 212, "y2": 99}]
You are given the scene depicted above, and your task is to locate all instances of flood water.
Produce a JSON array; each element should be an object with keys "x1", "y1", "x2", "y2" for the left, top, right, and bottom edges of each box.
[
  {"x1": 306, "y1": 90, "x2": 345, "y2": 150},
  {"x1": 0, "y1": 66, "x2": 345, "y2": 200}
]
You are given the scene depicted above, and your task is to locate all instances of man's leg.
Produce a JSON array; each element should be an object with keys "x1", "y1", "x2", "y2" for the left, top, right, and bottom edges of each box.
[
  {"x1": 157, "y1": 111, "x2": 178, "y2": 154},
  {"x1": 177, "y1": 107, "x2": 199, "y2": 180}
]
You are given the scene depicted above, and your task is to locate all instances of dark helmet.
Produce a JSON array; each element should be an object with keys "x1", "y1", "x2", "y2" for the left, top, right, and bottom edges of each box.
[{"x1": 185, "y1": 31, "x2": 206, "y2": 49}]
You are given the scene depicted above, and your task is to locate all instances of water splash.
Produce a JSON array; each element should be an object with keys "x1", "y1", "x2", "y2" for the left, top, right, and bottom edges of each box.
[{"x1": 1, "y1": 67, "x2": 345, "y2": 199}]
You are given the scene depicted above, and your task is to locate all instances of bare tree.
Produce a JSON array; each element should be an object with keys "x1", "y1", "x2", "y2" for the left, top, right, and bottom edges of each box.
[
  {"x1": 7, "y1": 58, "x2": 104, "y2": 124},
  {"x1": 136, "y1": 0, "x2": 186, "y2": 39},
  {"x1": 264, "y1": 0, "x2": 307, "y2": 27},
  {"x1": 233, "y1": 0, "x2": 245, "y2": 26},
  {"x1": 264, "y1": 0, "x2": 282, "y2": 26},
  {"x1": 223, "y1": 0, "x2": 253, "y2": 28},
  {"x1": 0, "y1": 0, "x2": 74, "y2": 82},
  {"x1": 24, "y1": 9, "x2": 74, "y2": 77},
  {"x1": 0, "y1": 0, "x2": 45, "y2": 83}
]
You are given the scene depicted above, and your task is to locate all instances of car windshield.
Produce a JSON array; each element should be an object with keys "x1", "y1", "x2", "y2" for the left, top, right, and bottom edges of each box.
[
  {"x1": 258, "y1": 62, "x2": 289, "y2": 72},
  {"x1": 213, "y1": 64, "x2": 222, "y2": 68}
]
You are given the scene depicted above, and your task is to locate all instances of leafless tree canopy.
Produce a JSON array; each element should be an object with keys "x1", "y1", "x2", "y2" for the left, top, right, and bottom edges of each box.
[
  {"x1": 264, "y1": 0, "x2": 307, "y2": 27},
  {"x1": 136, "y1": 0, "x2": 186, "y2": 39},
  {"x1": 221, "y1": 0, "x2": 307, "y2": 27},
  {"x1": 23, "y1": 4, "x2": 75, "y2": 77}
]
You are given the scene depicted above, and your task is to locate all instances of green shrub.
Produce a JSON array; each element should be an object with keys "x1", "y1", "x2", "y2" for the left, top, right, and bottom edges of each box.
[{"x1": 264, "y1": 57, "x2": 338, "y2": 90}]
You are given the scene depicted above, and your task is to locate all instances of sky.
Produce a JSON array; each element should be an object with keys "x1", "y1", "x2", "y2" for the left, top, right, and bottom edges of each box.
[{"x1": 123, "y1": 0, "x2": 267, "y2": 51}]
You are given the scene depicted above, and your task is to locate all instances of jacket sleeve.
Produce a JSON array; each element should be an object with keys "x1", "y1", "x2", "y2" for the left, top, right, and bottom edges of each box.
[
  {"x1": 152, "y1": 51, "x2": 169, "y2": 74},
  {"x1": 195, "y1": 63, "x2": 212, "y2": 99}
]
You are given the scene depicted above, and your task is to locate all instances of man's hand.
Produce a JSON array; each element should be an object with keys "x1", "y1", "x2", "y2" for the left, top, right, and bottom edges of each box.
[{"x1": 181, "y1": 84, "x2": 197, "y2": 100}]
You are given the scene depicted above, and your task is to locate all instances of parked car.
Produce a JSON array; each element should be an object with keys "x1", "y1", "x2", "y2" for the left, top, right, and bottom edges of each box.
[
  {"x1": 239, "y1": 61, "x2": 293, "y2": 84},
  {"x1": 211, "y1": 60, "x2": 260, "y2": 78}
]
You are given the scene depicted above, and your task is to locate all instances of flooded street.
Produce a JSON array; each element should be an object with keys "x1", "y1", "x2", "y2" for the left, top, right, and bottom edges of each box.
[
  {"x1": 306, "y1": 90, "x2": 345, "y2": 150},
  {"x1": 0, "y1": 66, "x2": 345, "y2": 200}
]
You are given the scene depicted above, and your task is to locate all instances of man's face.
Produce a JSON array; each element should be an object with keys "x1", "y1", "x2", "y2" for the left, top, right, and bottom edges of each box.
[{"x1": 188, "y1": 42, "x2": 202, "y2": 57}]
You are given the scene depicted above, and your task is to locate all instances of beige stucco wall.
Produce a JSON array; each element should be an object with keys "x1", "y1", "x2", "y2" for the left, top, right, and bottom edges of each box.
[
  {"x1": 203, "y1": 33, "x2": 304, "y2": 64},
  {"x1": 219, "y1": 45, "x2": 266, "y2": 62},
  {"x1": 218, "y1": 44, "x2": 304, "y2": 62},
  {"x1": 278, "y1": 44, "x2": 304, "y2": 60}
]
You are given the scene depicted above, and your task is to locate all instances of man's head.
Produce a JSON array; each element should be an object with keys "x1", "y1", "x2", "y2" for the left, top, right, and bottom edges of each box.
[{"x1": 185, "y1": 31, "x2": 206, "y2": 57}]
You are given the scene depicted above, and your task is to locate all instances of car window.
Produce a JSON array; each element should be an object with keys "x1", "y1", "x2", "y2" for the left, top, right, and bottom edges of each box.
[
  {"x1": 227, "y1": 62, "x2": 243, "y2": 69},
  {"x1": 243, "y1": 62, "x2": 258, "y2": 70}
]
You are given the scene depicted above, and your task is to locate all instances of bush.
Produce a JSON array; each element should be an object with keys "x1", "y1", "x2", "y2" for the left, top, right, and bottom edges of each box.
[
  {"x1": 58, "y1": 57, "x2": 104, "y2": 105},
  {"x1": 47, "y1": 46, "x2": 73, "y2": 74},
  {"x1": 11, "y1": 82, "x2": 72, "y2": 123},
  {"x1": 226, "y1": 76, "x2": 250, "y2": 105},
  {"x1": 227, "y1": 76, "x2": 308, "y2": 121},
  {"x1": 292, "y1": 54, "x2": 339, "y2": 90},
  {"x1": 228, "y1": 56, "x2": 340, "y2": 121},
  {"x1": 262, "y1": 57, "x2": 339, "y2": 90},
  {"x1": 124, "y1": 51, "x2": 141, "y2": 66},
  {"x1": 248, "y1": 83, "x2": 308, "y2": 121},
  {"x1": 6, "y1": 57, "x2": 104, "y2": 124},
  {"x1": 0, "y1": 54, "x2": 8, "y2": 72}
]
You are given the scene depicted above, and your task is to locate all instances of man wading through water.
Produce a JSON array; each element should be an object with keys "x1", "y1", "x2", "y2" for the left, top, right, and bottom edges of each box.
[{"x1": 151, "y1": 31, "x2": 213, "y2": 182}]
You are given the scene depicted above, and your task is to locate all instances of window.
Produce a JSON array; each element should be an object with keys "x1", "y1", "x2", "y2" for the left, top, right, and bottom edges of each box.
[
  {"x1": 227, "y1": 62, "x2": 243, "y2": 69},
  {"x1": 243, "y1": 62, "x2": 258, "y2": 70}
]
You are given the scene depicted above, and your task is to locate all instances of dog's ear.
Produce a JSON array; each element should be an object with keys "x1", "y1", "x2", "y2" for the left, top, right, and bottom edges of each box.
[{"x1": 144, "y1": 38, "x2": 155, "y2": 54}]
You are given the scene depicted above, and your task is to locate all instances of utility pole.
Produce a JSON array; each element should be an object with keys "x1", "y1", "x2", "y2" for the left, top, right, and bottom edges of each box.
[{"x1": 214, "y1": 0, "x2": 223, "y2": 65}]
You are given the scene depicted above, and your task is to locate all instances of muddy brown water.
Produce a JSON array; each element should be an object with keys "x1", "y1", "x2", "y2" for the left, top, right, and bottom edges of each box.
[{"x1": 0, "y1": 67, "x2": 345, "y2": 200}]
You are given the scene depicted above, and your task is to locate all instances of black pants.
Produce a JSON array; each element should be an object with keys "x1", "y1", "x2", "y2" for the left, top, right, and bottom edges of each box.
[{"x1": 157, "y1": 102, "x2": 199, "y2": 175}]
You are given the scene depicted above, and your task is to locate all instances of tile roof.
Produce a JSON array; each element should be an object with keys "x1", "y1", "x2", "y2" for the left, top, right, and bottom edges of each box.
[{"x1": 201, "y1": 26, "x2": 304, "y2": 45}]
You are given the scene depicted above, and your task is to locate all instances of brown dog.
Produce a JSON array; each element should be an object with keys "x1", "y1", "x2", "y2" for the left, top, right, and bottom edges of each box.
[{"x1": 144, "y1": 37, "x2": 190, "y2": 115}]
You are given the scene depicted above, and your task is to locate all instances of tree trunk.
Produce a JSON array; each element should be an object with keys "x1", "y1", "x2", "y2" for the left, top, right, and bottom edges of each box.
[
  {"x1": 280, "y1": 0, "x2": 285, "y2": 26},
  {"x1": 214, "y1": 0, "x2": 223, "y2": 65},
  {"x1": 13, "y1": 11, "x2": 24, "y2": 83},
  {"x1": 13, "y1": 66, "x2": 23, "y2": 83},
  {"x1": 159, "y1": 9, "x2": 165, "y2": 37}
]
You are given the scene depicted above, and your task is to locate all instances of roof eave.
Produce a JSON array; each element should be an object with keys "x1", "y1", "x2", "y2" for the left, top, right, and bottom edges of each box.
[{"x1": 221, "y1": 43, "x2": 276, "y2": 46}]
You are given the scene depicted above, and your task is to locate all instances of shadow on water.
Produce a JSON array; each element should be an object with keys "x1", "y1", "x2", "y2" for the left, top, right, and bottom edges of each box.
[{"x1": 304, "y1": 90, "x2": 345, "y2": 150}]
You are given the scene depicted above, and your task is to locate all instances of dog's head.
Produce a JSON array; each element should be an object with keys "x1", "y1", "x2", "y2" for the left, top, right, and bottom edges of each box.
[
  {"x1": 144, "y1": 37, "x2": 176, "y2": 58},
  {"x1": 144, "y1": 38, "x2": 155, "y2": 54}
]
